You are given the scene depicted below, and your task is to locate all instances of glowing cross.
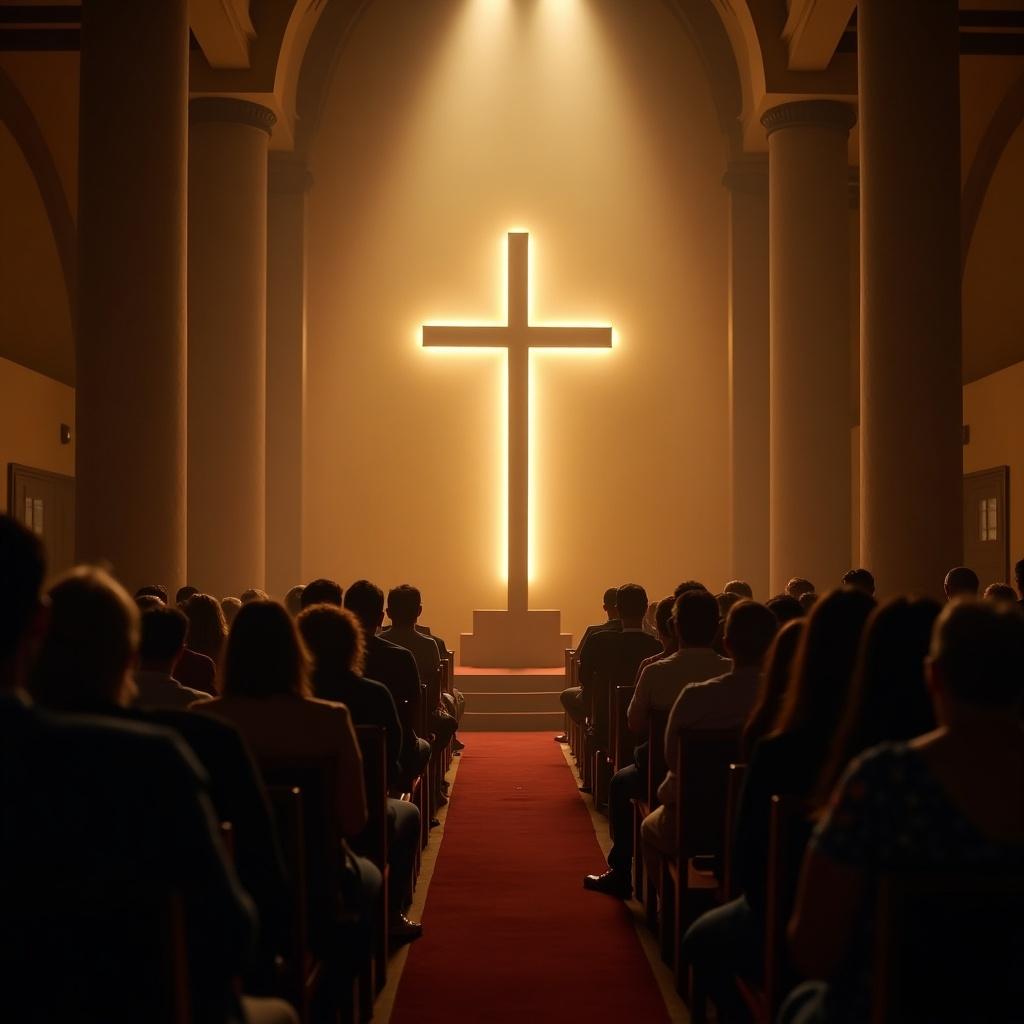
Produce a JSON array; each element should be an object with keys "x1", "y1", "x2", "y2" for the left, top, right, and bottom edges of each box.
[{"x1": 423, "y1": 232, "x2": 612, "y2": 615}]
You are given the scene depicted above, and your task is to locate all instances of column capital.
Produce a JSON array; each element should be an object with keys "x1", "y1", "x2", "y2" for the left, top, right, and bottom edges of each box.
[
  {"x1": 269, "y1": 154, "x2": 313, "y2": 195},
  {"x1": 722, "y1": 158, "x2": 768, "y2": 196},
  {"x1": 760, "y1": 100, "x2": 856, "y2": 136},
  {"x1": 189, "y1": 96, "x2": 277, "y2": 135}
]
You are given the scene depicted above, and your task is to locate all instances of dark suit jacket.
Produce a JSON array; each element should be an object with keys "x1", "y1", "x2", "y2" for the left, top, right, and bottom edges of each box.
[
  {"x1": 575, "y1": 618, "x2": 622, "y2": 663},
  {"x1": 364, "y1": 634, "x2": 422, "y2": 761},
  {"x1": 0, "y1": 692, "x2": 255, "y2": 1023}
]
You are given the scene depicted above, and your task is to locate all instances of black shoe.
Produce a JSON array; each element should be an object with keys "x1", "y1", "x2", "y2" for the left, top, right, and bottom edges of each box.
[
  {"x1": 389, "y1": 913, "x2": 423, "y2": 946},
  {"x1": 452, "y1": 738, "x2": 465, "y2": 751},
  {"x1": 554, "y1": 733, "x2": 568, "y2": 743},
  {"x1": 583, "y1": 869, "x2": 630, "y2": 898},
  {"x1": 430, "y1": 817, "x2": 441, "y2": 828}
]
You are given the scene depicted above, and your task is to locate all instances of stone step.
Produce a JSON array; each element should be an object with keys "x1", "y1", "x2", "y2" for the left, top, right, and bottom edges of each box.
[
  {"x1": 464, "y1": 689, "x2": 563, "y2": 714},
  {"x1": 454, "y1": 668, "x2": 566, "y2": 695},
  {"x1": 459, "y1": 711, "x2": 564, "y2": 732}
]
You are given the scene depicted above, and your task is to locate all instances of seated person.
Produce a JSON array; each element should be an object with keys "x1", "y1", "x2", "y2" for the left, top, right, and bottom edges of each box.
[
  {"x1": 184, "y1": 592, "x2": 229, "y2": 666},
  {"x1": 724, "y1": 580, "x2": 754, "y2": 600},
  {"x1": 300, "y1": 577, "x2": 343, "y2": 609},
  {"x1": 786, "y1": 578, "x2": 815, "y2": 601},
  {"x1": 133, "y1": 602, "x2": 212, "y2": 710},
  {"x1": 135, "y1": 585, "x2": 217, "y2": 694},
  {"x1": 784, "y1": 600, "x2": 1024, "y2": 1023},
  {"x1": 943, "y1": 565, "x2": 979, "y2": 600},
  {"x1": 840, "y1": 568, "x2": 875, "y2": 596},
  {"x1": 198, "y1": 600, "x2": 382, "y2": 956},
  {"x1": 298, "y1": 603, "x2": 422, "y2": 942},
  {"x1": 583, "y1": 589, "x2": 728, "y2": 897},
  {"x1": 345, "y1": 580, "x2": 431, "y2": 787},
  {"x1": 31, "y1": 566, "x2": 291, "y2": 997},
  {"x1": 642, "y1": 599, "x2": 778, "y2": 871}
]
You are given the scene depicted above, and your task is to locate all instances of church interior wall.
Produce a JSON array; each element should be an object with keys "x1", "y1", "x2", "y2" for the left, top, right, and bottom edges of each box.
[{"x1": 303, "y1": 0, "x2": 731, "y2": 645}]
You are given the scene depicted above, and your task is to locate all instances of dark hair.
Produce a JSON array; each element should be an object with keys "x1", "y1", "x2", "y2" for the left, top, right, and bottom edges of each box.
[
  {"x1": 944, "y1": 566, "x2": 979, "y2": 597},
  {"x1": 32, "y1": 567, "x2": 138, "y2": 708},
  {"x1": 221, "y1": 600, "x2": 309, "y2": 698},
  {"x1": 183, "y1": 593, "x2": 226, "y2": 663},
  {"x1": 741, "y1": 618, "x2": 805, "y2": 759},
  {"x1": 983, "y1": 583, "x2": 1017, "y2": 604},
  {"x1": 387, "y1": 584, "x2": 422, "y2": 625},
  {"x1": 284, "y1": 585, "x2": 305, "y2": 616},
  {"x1": 931, "y1": 599, "x2": 1024, "y2": 708},
  {"x1": 786, "y1": 578, "x2": 815, "y2": 599},
  {"x1": 240, "y1": 588, "x2": 269, "y2": 605},
  {"x1": 724, "y1": 600, "x2": 778, "y2": 665},
  {"x1": 673, "y1": 580, "x2": 708, "y2": 598},
  {"x1": 654, "y1": 595, "x2": 675, "y2": 641},
  {"x1": 673, "y1": 589, "x2": 720, "y2": 647},
  {"x1": 841, "y1": 568, "x2": 875, "y2": 595},
  {"x1": 799, "y1": 592, "x2": 818, "y2": 612},
  {"x1": 816, "y1": 597, "x2": 940, "y2": 802},
  {"x1": 616, "y1": 583, "x2": 648, "y2": 621},
  {"x1": 1015, "y1": 558, "x2": 1024, "y2": 582},
  {"x1": 602, "y1": 587, "x2": 618, "y2": 610},
  {"x1": 298, "y1": 604, "x2": 366, "y2": 681},
  {"x1": 135, "y1": 584, "x2": 168, "y2": 604},
  {"x1": 0, "y1": 515, "x2": 45, "y2": 664},
  {"x1": 344, "y1": 579, "x2": 385, "y2": 628},
  {"x1": 140, "y1": 604, "x2": 188, "y2": 664},
  {"x1": 301, "y1": 578, "x2": 343, "y2": 609},
  {"x1": 175, "y1": 585, "x2": 198, "y2": 606},
  {"x1": 221, "y1": 596, "x2": 242, "y2": 624},
  {"x1": 724, "y1": 580, "x2": 753, "y2": 599},
  {"x1": 716, "y1": 591, "x2": 743, "y2": 619},
  {"x1": 773, "y1": 588, "x2": 875, "y2": 763},
  {"x1": 766, "y1": 594, "x2": 804, "y2": 625}
]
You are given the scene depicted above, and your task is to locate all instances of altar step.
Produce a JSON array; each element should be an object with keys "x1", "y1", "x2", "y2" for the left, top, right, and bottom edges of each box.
[{"x1": 454, "y1": 667, "x2": 566, "y2": 732}]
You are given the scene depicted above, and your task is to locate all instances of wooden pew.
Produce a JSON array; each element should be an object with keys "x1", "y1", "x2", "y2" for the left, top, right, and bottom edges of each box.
[
  {"x1": 722, "y1": 763, "x2": 747, "y2": 901},
  {"x1": 632, "y1": 708, "x2": 669, "y2": 917},
  {"x1": 612, "y1": 685, "x2": 635, "y2": 773}
]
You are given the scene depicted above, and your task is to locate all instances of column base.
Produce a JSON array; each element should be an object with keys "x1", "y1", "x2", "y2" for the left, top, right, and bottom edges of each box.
[{"x1": 459, "y1": 609, "x2": 572, "y2": 668}]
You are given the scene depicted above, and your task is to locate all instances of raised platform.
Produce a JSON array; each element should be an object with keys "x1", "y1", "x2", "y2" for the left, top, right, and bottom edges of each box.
[
  {"x1": 459, "y1": 609, "x2": 572, "y2": 668},
  {"x1": 455, "y1": 666, "x2": 565, "y2": 732}
]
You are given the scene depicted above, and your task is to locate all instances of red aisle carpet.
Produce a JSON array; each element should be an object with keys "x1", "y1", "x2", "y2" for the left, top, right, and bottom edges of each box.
[{"x1": 390, "y1": 733, "x2": 671, "y2": 1023}]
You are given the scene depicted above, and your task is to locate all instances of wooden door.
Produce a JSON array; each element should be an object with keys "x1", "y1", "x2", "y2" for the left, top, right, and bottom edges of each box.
[
  {"x1": 963, "y1": 467, "x2": 1009, "y2": 587},
  {"x1": 7, "y1": 464, "x2": 75, "y2": 578}
]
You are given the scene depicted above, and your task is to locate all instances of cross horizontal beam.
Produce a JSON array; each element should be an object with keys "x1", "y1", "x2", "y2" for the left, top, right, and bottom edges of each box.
[{"x1": 422, "y1": 324, "x2": 612, "y2": 349}]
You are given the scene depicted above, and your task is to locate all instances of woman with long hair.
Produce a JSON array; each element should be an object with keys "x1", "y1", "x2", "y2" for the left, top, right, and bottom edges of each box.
[
  {"x1": 184, "y1": 592, "x2": 228, "y2": 666},
  {"x1": 740, "y1": 617, "x2": 805, "y2": 760}
]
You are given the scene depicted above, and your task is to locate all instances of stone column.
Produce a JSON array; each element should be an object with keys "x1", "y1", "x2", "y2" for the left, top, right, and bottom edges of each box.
[
  {"x1": 858, "y1": 0, "x2": 962, "y2": 598},
  {"x1": 76, "y1": 0, "x2": 188, "y2": 593},
  {"x1": 723, "y1": 159, "x2": 770, "y2": 599},
  {"x1": 188, "y1": 98, "x2": 275, "y2": 598},
  {"x1": 266, "y1": 156, "x2": 312, "y2": 598},
  {"x1": 762, "y1": 101, "x2": 856, "y2": 595}
]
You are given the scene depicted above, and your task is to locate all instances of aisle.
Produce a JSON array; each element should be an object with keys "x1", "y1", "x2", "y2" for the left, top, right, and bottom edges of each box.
[{"x1": 389, "y1": 733, "x2": 673, "y2": 1023}]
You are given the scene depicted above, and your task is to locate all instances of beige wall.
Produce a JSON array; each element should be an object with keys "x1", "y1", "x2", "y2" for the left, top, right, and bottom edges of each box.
[
  {"x1": 305, "y1": 0, "x2": 730, "y2": 646},
  {"x1": 0, "y1": 355, "x2": 75, "y2": 513}
]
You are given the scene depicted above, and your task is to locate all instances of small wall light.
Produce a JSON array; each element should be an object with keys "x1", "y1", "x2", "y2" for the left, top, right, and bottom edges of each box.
[{"x1": 60, "y1": 423, "x2": 72, "y2": 445}]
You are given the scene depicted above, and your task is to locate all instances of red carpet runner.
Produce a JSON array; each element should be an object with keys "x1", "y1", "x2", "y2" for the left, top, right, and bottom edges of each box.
[{"x1": 390, "y1": 733, "x2": 671, "y2": 1023}]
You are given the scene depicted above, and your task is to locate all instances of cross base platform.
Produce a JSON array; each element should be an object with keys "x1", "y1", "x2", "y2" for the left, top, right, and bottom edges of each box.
[{"x1": 459, "y1": 608, "x2": 572, "y2": 668}]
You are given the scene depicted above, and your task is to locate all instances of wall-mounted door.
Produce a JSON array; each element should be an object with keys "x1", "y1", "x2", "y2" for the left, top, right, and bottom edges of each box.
[
  {"x1": 963, "y1": 467, "x2": 1009, "y2": 587},
  {"x1": 8, "y1": 464, "x2": 75, "y2": 578}
]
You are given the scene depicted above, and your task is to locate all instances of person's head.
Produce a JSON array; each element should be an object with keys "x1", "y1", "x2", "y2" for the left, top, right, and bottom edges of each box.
[
  {"x1": 944, "y1": 566, "x2": 979, "y2": 601},
  {"x1": 175, "y1": 585, "x2": 198, "y2": 607},
  {"x1": 724, "y1": 580, "x2": 753, "y2": 600},
  {"x1": 741, "y1": 618, "x2": 805, "y2": 760},
  {"x1": 983, "y1": 583, "x2": 1017, "y2": 606},
  {"x1": 221, "y1": 596, "x2": 242, "y2": 625},
  {"x1": 799, "y1": 591, "x2": 818, "y2": 613},
  {"x1": 240, "y1": 588, "x2": 269, "y2": 605},
  {"x1": 387, "y1": 584, "x2": 422, "y2": 628},
  {"x1": 221, "y1": 600, "x2": 308, "y2": 698},
  {"x1": 602, "y1": 587, "x2": 619, "y2": 620},
  {"x1": 284, "y1": 585, "x2": 305, "y2": 617},
  {"x1": 816, "y1": 597, "x2": 941, "y2": 802},
  {"x1": 716, "y1": 591, "x2": 743, "y2": 620},
  {"x1": 297, "y1": 604, "x2": 366, "y2": 680},
  {"x1": 344, "y1": 579, "x2": 385, "y2": 633},
  {"x1": 785, "y1": 578, "x2": 815, "y2": 600},
  {"x1": 774, "y1": 587, "x2": 876, "y2": 747},
  {"x1": 673, "y1": 580, "x2": 708, "y2": 598},
  {"x1": 615, "y1": 583, "x2": 648, "y2": 626},
  {"x1": 1015, "y1": 558, "x2": 1024, "y2": 600},
  {"x1": 135, "y1": 594, "x2": 165, "y2": 613},
  {"x1": 0, "y1": 515, "x2": 46, "y2": 689},
  {"x1": 184, "y1": 593, "x2": 227, "y2": 662},
  {"x1": 927, "y1": 599, "x2": 1024, "y2": 720},
  {"x1": 32, "y1": 567, "x2": 139, "y2": 709},
  {"x1": 672, "y1": 588, "x2": 721, "y2": 649},
  {"x1": 766, "y1": 594, "x2": 804, "y2": 625},
  {"x1": 654, "y1": 595, "x2": 676, "y2": 646},
  {"x1": 301, "y1": 578, "x2": 342, "y2": 609},
  {"x1": 139, "y1": 604, "x2": 188, "y2": 672},
  {"x1": 723, "y1": 600, "x2": 778, "y2": 668},
  {"x1": 841, "y1": 568, "x2": 875, "y2": 596},
  {"x1": 135, "y1": 584, "x2": 168, "y2": 605}
]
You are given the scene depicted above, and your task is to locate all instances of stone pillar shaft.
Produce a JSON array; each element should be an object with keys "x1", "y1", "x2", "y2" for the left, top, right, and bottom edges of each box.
[
  {"x1": 76, "y1": 0, "x2": 188, "y2": 592},
  {"x1": 188, "y1": 98, "x2": 275, "y2": 597},
  {"x1": 266, "y1": 156, "x2": 311, "y2": 598},
  {"x1": 859, "y1": 0, "x2": 962, "y2": 598},
  {"x1": 763, "y1": 101, "x2": 855, "y2": 594},
  {"x1": 724, "y1": 160, "x2": 770, "y2": 599}
]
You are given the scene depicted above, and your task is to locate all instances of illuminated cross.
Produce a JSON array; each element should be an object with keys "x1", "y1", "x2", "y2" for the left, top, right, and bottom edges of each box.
[{"x1": 423, "y1": 232, "x2": 612, "y2": 615}]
